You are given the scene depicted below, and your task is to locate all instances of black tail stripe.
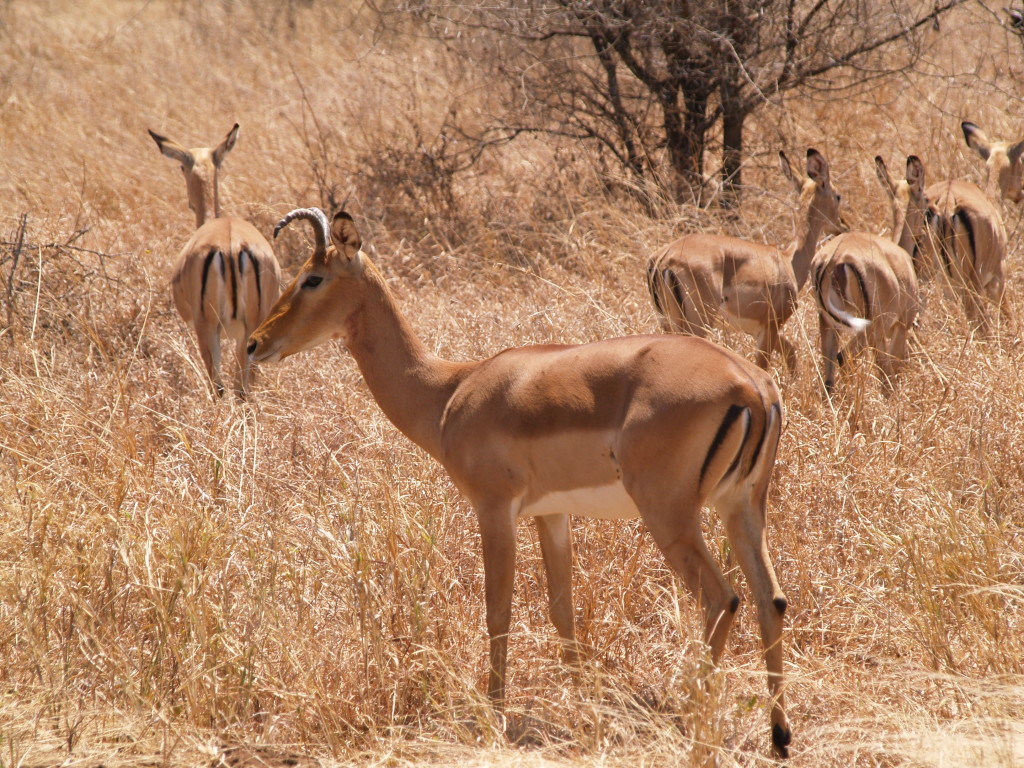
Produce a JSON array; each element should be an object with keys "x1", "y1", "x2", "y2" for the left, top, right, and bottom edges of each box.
[
  {"x1": 745, "y1": 406, "x2": 767, "y2": 476},
  {"x1": 700, "y1": 404, "x2": 746, "y2": 487},
  {"x1": 200, "y1": 248, "x2": 219, "y2": 318},
  {"x1": 228, "y1": 251, "x2": 239, "y2": 319}
]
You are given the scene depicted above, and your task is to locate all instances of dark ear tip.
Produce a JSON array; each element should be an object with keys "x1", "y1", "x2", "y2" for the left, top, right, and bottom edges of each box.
[
  {"x1": 874, "y1": 155, "x2": 884, "y2": 164},
  {"x1": 333, "y1": 210, "x2": 354, "y2": 223}
]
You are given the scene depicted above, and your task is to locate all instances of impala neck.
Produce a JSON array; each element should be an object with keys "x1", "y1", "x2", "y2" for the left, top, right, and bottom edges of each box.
[
  {"x1": 788, "y1": 207, "x2": 827, "y2": 291},
  {"x1": 344, "y1": 262, "x2": 472, "y2": 460},
  {"x1": 189, "y1": 171, "x2": 220, "y2": 229},
  {"x1": 891, "y1": 203, "x2": 916, "y2": 256}
]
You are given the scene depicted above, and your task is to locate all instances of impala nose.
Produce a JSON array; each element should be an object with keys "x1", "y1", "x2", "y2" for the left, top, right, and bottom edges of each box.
[{"x1": 246, "y1": 339, "x2": 257, "y2": 356}]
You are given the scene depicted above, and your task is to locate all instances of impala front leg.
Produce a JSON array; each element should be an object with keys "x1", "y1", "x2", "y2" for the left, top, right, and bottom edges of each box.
[{"x1": 476, "y1": 502, "x2": 518, "y2": 707}]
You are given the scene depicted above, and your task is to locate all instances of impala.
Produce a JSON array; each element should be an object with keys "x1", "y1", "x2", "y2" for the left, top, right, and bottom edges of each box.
[
  {"x1": 962, "y1": 120, "x2": 1024, "y2": 203},
  {"x1": 919, "y1": 175, "x2": 1009, "y2": 334},
  {"x1": 248, "y1": 208, "x2": 794, "y2": 758},
  {"x1": 810, "y1": 156, "x2": 924, "y2": 392},
  {"x1": 150, "y1": 123, "x2": 282, "y2": 396},
  {"x1": 646, "y1": 149, "x2": 845, "y2": 372}
]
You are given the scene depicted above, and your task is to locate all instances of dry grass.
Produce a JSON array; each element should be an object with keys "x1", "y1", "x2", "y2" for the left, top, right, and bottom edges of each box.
[{"x1": 2, "y1": 1, "x2": 1024, "y2": 766}]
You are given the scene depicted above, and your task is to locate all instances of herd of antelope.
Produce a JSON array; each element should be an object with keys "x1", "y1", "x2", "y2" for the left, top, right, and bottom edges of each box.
[{"x1": 151, "y1": 120, "x2": 1021, "y2": 759}]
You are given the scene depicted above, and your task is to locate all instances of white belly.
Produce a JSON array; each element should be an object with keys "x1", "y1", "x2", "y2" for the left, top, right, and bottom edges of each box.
[{"x1": 519, "y1": 482, "x2": 641, "y2": 521}]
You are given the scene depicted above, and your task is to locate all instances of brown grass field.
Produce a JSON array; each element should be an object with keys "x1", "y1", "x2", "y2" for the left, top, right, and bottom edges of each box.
[{"x1": 2, "y1": 1, "x2": 1024, "y2": 766}]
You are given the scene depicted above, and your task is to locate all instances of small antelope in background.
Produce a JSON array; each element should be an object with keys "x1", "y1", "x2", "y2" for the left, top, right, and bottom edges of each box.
[
  {"x1": 919, "y1": 160, "x2": 1009, "y2": 335},
  {"x1": 646, "y1": 149, "x2": 845, "y2": 372},
  {"x1": 962, "y1": 120, "x2": 1024, "y2": 204},
  {"x1": 810, "y1": 156, "x2": 924, "y2": 392},
  {"x1": 248, "y1": 207, "x2": 794, "y2": 759},
  {"x1": 150, "y1": 123, "x2": 282, "y2": 397}
]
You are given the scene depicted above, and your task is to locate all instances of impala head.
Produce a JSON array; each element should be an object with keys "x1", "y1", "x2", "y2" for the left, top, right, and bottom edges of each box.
[
  {"x1": 149, "y1": 123, "x2": 240, "y2": 228},
  {"x1": 779, "y1": 148, "x2": 847, "y2": 235},
  {"x1": 962, "y1": 120, "x2": 1024, "y2": 203},
  {"x1": 875, "y1": 154, "x2": 929, "y2": 265},
  {"x1": 247, "y1": 207, "x2": 366, "y2": 364}
]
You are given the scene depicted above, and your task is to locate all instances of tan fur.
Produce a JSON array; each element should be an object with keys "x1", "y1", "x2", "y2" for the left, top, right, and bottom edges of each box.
[
  {"x1": 248, "y1": 208, "x2": 794, "y2": 758},
  {"x1": 922, "y1": 178, "x2": 1010, "y2": 333},
  {"x1": 150, "y1": 124, "x2": 282, "y2": 396},
  {"x1": 646, "y1": 149, "x2": 845, "y2": 372},
  {"x1": 809, "y1": 156, "x2": 924, "y2": 393},
  {"x1": 962, "y1": 120, "x2": 1024, "y2": 203}
]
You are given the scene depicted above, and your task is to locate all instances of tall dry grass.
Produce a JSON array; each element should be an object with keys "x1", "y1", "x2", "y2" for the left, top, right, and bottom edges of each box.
[{"x1": 1, "y1": 1, "x2": 1023, "y2": 766}]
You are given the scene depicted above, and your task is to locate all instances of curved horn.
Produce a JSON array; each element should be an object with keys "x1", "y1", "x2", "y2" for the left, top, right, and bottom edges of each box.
[{"x1": 273, "y1": 207, "x2": 330, "y2": 258}]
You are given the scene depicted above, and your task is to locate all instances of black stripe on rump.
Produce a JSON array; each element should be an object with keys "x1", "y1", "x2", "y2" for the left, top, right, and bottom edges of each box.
[
  {"x1": 953, "y1": 209, "x2": 977, "y2": 272},
  {"x1": 667, "y1": 269, "x2": 684, "y2": 310},
  {"x1": 647, "y1": 261, "x2": 663, "y2": 313},
  {"x1": 243, "y1": 249, "x2": 263, "y2": 314},
  {"x1": 200, "y1": 249, "x2": 220, "y2": 318},
  {"x1": 700, "y1": 404, "x2": 748, "y2": 487}
]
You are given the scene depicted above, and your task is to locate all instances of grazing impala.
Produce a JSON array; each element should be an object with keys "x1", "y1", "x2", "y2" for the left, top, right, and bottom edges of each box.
[
  {"x1": 810, "y1": 156, "x2": 924, "y2": 392},
  {"x1": 248, "y1": 208, "x2": 794, "y2": 758},
  {"x1": 961, "y1": 120, "x2": 1024, "y2": 203},
  {"x1": 646, "y1": 149, "x2": 845, "y2": 372},
  {"x1": 150, "y1": 124, "x2": 282, "y2": 396}
]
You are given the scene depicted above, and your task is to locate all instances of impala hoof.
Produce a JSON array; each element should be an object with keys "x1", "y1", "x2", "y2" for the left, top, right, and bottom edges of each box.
[{"x1": 772, "y1": 723, "x2": 792, "y2": 759}]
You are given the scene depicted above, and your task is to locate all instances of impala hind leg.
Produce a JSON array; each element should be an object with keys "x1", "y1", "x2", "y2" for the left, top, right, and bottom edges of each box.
[
  {"x1": 641, "y1": 507, "x2": 739, "y2": 663},
  {"x1": 718, "y1": 495, "x2": 790, "y2": 758},
  {"x1": 534, "y1": 513, "x2": 579, "y2": 666},
  {"x1": 195, "y1": 321, "x2": 225, "y2": 396},
  {"x1": 234, "y1": 334, "x2": 252, "y2": 398}
]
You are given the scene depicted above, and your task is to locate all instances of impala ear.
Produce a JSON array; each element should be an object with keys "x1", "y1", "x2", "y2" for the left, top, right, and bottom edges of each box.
[
  {"x1": 962, "y1": 121, "x2": 991, "y2": 160},
  {"x1": 806, "y1": 148, "x2": 830, "y2": 187},
  {"x1": 1009, "y1": 138, "x2": 1024, "y2": 165},
  {"x1": 906, "y1": 155, "x2": 926, "y2": 194},
  {"x1": 148, "y1": 129, "x2": 193, "y2": 169},
  {"x1": 875, "y1": 155, "x2": 897, "y2": 198},
  {"x1": 331, "y1": 211, "x2": 363, "y2": 261},
  {"x1": 212, "y1": 123, "x2": 240, "y2": 167},
  {"x1": 778, "y1": 150, "x2": 802, "y2": 193}
]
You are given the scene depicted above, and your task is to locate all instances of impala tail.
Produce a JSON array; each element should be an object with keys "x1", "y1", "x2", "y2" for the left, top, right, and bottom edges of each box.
[{"x1": 817, "y1": 262, "x2": 871, "y2": 332}]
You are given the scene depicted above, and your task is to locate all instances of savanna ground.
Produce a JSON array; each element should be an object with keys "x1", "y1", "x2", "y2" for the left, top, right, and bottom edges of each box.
[{"x1": 2, "y1": 1, "x2": 1024, "y2": 766}]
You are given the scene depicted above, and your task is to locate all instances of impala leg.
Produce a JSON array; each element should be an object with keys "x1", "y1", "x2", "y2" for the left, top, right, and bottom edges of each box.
[
  {"x1": 644, "y1": 511, "x2": 738, "y2": 663},
  {"x1": 234, "y1": 335, "x2": 251, "y2": 399},
  {"x1": 534, "y1": 513, "x2": 578, "y2": 666},
  {"x1": 195, "y1": 321, "x2": 224, "y2": 397},
  {"x1": 721, "y1": 499, "x2": 790, "y2": 759},
  {"x1": 818, "y1": 315, "x2": 839, "y2": 393},
  {"x1": 477, "y1": 505, "x2": 518, "y2": 707}
]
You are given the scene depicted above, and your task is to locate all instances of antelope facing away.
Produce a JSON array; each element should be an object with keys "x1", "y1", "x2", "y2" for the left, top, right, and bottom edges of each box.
[
  {"x1": 150, "y1": 123, "x2": 282, "y2": 397},
  {"x1": 962, "y1": 120, "x2": 1024, "y2": 204},
  {"x1": 919, "y1": 170, "x2": 1009, "y2": 335},
  {"x1": 248, "y1": 208, "x2": 794, "y2": 758},
  {"x1": 810, "y1": 156, "x2": 924, "y2": 392},
  {"x1": 646, "y1": 149, "x2": 845, "y2": 372}
]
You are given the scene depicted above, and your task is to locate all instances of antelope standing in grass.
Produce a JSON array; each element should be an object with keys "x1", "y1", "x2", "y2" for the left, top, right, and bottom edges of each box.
[
  {"x1": 248, "y1": 207, "x2": 794, "y2": 759},
  {"x1": 919, "y1": 171, "x2": 1009, "y2": 335},
  {"x1": 961, "y1": 120, "x2": 1024, "y2": 204},
  {"x1": 646, "y1": 149, "x2": 845, "y2": 372},
  {"x1": 810, "y1": 156, "x2": 924, "y2": 392},
  {"x1": 150, "y1": 123, "x2": 282, "y2": 397}
]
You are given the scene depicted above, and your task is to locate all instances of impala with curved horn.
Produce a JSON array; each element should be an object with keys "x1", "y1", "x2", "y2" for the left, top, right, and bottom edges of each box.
[
  {"x1": 248, "y1": 207, "x2": 794, "y2": 758},
  {"x1": 150, "y1": 123, "x2": 282, "y2": 396},
  {"x1": 646, "y1": 149, "x2": 845, "y2": 372},
  {"x1": 809, "y1": 156, "x2": 924, "y2": 392}
]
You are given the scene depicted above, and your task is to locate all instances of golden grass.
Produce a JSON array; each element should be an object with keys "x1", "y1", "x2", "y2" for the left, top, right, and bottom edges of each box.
[{"x1": 2, "y1": 1, "x2": 1024, "y2": 766}]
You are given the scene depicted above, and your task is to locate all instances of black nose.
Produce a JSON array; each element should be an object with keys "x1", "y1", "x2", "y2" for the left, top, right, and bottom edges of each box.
[{"x1": 246, "y1": 339, "x2": 257, "y2": 356}]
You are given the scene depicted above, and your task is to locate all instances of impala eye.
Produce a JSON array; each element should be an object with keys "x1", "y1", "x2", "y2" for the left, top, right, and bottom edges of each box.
[{"x1": 302, "y1": 275, "x2": 323, "y2": 289}]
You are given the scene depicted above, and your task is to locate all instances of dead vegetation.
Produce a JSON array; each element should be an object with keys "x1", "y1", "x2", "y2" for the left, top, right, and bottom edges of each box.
[{"x1": 1, "y1": 1, "x2": 1023, "y2": 766}]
